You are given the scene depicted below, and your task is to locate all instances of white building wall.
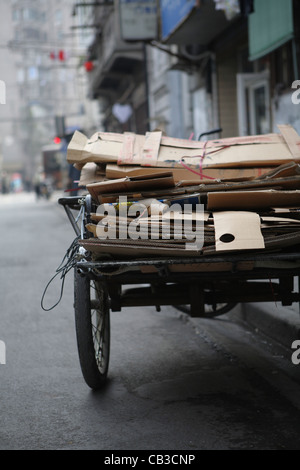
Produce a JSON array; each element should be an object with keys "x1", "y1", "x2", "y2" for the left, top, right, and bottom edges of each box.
[
  {"x1": 146, "y1": 43, "x2": 216, "y2": 141},
  {"x1": 0, "y1": 0, "x2": 100, "y2": 182}
]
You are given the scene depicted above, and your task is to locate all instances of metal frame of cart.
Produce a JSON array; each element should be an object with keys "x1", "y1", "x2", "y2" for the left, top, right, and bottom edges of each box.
[{"x1": 59, "y1": 195, "x2": 300, "y2": 390}]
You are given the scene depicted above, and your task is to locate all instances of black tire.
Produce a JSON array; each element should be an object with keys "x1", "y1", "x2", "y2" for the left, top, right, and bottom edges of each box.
[{"x1": 74, "y1": 269, "x2": 110, "y2": 389}]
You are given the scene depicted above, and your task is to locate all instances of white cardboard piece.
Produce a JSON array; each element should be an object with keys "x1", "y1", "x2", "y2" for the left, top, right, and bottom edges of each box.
[{"x1": 213, "y1": 211, "x2": 265, "y2": 252}]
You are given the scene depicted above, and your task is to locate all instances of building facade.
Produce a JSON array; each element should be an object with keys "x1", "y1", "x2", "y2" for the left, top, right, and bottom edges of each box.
[
  {"x1": 83, "y1": 0, "x2": 300, "y2": 144},
  {"x1": 0, "y1": 0, "x2": 100, "y2": 189}
]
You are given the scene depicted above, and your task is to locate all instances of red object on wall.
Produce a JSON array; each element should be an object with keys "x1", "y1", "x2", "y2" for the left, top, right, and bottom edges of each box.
[
  {"x1": 58, "y1": 50, "x2": 65, "y2": 61},
  {"x1": 84, "y1": 61, "x2": 94, "y2": 72}
]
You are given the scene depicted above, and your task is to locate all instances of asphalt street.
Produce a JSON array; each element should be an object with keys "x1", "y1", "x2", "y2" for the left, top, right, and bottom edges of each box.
[{"x1": 0, "y1": 191, "x2": 300, "y2": 451}]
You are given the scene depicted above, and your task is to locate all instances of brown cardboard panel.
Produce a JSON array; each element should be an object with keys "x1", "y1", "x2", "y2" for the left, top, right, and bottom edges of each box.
[
  {"x1": 79, "y1": 239, "x2": 201, "y2": 258},
  {"x1": 118, "y1": 132, "x2": 135, "y2": 165},
  {"x1": 105, "y1": 163, "x2": 276, "y2": 183},
  {"x1": 193, "y1": 176, "x2": 300, "y2": 194},
  {"x1": 86, "y1": 172, "x2": 175, "y2": 201},
  {"x1": 67, "y1": 126, "x2": 300, "y2": 169},
  {"x1": 277, "y1": 124, "x2": 300, "y2": 158},
  {"x1": 141, "y1": 131, "x2": 162, "y2": 166},
  {"x1": 207, "y1": 190, "x2": 300, "y2": 211},
  {"x1": 180, "y1": 144, "x2": 294, "y2": 169},
  {"x1": 86, "y1": 220, "x2": 209, "y2": 242},
  {"x1": 213, "y1": 211, "x2": 265, "y2": 252},
  {"x1": 139, "y1": 208, "x2": 210, "y2": 223},
  {"x1": 79, "y1": 162, "x2": 106, "y2": 185},
  {"x1": 255, "y1": 161, "x2": 300, "y2": 180}
]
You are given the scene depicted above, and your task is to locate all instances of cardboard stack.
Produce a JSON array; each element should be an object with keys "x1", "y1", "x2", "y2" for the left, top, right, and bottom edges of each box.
[{"x1": 66, "y1": 125, "x2": 300, "y2": 263}]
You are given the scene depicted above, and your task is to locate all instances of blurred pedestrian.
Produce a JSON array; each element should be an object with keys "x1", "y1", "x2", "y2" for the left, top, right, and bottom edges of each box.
[
  {"x1": 1, "y1": 171, "x2": 9, "y2": 194},
  {"x1": 33, "y1": 170, "x2": 43, "y2": 200}
]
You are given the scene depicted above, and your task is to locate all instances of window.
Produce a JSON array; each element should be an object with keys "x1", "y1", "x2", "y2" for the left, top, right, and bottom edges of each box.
[
  {"x1": 24, "y1": 28, "x2": 40, "y2": 40},
  {"x1": 250, "y1": 81, "x2": 270, "y2": 134},
  {"x1": 28, "y1": 66, "x2": 39, "y2": 81},
  {"x1": 237, "y1": 72, "x2": 271, "y2": 135},
  {"x1": 55, "y1": 9, "x2": 62, "y2": 25},
  {"x1": 192, "y1": 88, "x2": 213, "y2": 139},
  {"x1": 12, "y1": 8, "x2": 21, "y2": 22},
  {"x1": 17, "y1": 69, "x2": 25, "y2": 83},
  {"x1": 23, "y1": 8, "x2": 38, "y2": 21}
]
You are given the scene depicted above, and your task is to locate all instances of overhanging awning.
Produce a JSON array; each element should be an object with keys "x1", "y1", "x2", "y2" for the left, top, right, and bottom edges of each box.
[
  {"x1": 160, "y1": 0, "x2": 239, "y2": 45},
  {"x1": 248, "y1": 0, "x2": 294, "y2": 61}
]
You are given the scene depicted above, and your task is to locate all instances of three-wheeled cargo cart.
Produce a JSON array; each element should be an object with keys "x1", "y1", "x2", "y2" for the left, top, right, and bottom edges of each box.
[{"x1": 58, "y1": 194, "x2": 300, "y2": 390}]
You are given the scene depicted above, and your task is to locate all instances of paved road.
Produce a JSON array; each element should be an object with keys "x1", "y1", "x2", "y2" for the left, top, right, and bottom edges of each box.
[{"x1": 0, "y1": 192, "x2": 300, "y2": 450}]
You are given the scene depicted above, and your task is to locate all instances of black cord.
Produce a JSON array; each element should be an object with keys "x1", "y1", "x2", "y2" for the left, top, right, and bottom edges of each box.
[{"x1": 41, "y1": 236, "x2": 80, "y2": 311}]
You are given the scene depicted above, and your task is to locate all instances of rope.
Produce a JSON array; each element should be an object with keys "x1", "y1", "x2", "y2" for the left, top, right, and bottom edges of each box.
[{"x1": 180, "y1": 143, "x2": 231, "y2": 181}]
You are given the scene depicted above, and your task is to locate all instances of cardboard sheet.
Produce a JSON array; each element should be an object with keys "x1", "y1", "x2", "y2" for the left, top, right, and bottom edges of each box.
[
  {"x1": 79, "y1": 162, "x2": 106, "y2": 185},
  {"x1": 255, "y1": 161, "x2": 300, "y2": 180},
  {"x1": 86, "y1": 172, "x2": 175, "y2": 201},
  {"x1": 79, "y1": 238, "x2": 202, "y2": 258},
  {"x1": 105, "y1": 163, "x2": 275, "y2": 183},
  {"x1": 207, "y1": 190, "x2": 300, "y2": 211},
  {"x1": 69, "y1": 127, "x2": 300, "y2": 260},
  {"x1": 213, "y1": 211, "x2": 265, "y2": 252},
  {"x1": 67, "y1": 125, "x2": 300, "y2": 170},
  {"x1": 140, "y1": 131, "x2": 162, "y2": 166}
]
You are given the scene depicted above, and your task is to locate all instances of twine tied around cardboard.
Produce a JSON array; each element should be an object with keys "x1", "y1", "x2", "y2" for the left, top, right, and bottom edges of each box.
[{"x1": 180, "y1": 141, "x2": 231, "y2": 180}]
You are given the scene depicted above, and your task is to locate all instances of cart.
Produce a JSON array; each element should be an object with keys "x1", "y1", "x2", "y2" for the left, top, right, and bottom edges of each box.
[{"x1": 58, "y1": 194, "x2": 300, "y2": 390}]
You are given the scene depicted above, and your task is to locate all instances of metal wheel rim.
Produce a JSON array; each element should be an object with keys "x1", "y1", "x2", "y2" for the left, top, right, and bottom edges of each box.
[{"x1": 91, "y1": 281, "x2": 109, "y2": 374}]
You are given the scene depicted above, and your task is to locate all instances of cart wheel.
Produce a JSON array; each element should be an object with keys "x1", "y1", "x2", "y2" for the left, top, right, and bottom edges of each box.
[
  {"x1": 74, "y1": 269, "x2": 110, "y2": 389},
  {"x1": 174, "y1": 303, "x2": 237, "y2": 318}
]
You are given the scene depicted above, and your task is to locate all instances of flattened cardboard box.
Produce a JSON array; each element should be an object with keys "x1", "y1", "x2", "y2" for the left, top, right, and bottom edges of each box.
[
  {"x1": 67, "y1": 125, "x2": 300, "y2": 170},
  {"x1": 86, "y1": 172, "x2": 174, "y2": 201},
  {"x1": 207, "y1": 189, "x2": 300, "y2": 211},
  {"x1": 79, "y1": 239, "x2": 202, "y2": 258},
  {"x1": 105, "y1": 163, "x2": 276, "y2": 183}
]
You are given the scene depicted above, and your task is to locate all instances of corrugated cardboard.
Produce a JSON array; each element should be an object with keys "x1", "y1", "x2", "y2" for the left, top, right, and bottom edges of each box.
[
  {"x1": 190, "y1": 175, "x2": 300, "y2": 194},
  {"x1": 79, "y1": 162, "x2": 106, "y2": 185},
  {"x1": 255, "y1": 161, "x2": 300, "y2": 180},
  {"x1": 67, "y1": 125, "x2": 300, "y2": 170},
  {"x1": 79, "y1": 238, "x2": 201, "y2": 258},
  {"x1": 105, "y1": 163, "x2": 275, "y2": 183},
  {"x1": 68, "y1": 126, "x2": 300, "y2": 259},
  {"x1": 86, "y1": 172, "x2": 175, "y2": 201},
  {"x1": 207, "y1": 190, "x2": 300, "y2": 211}
]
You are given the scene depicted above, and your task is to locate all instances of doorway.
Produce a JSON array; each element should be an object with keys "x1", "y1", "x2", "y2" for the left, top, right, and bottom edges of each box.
[{"x1": 237, "y1": 72, "x2": 271, "y2": 136}]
